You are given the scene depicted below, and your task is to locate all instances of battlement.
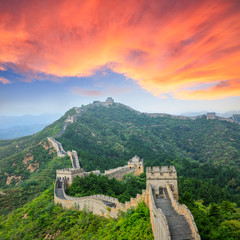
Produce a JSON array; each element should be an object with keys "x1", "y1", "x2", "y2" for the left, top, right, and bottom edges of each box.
[
  {"x1": 106, "y1": 97, "x2": 114, "y2": 104},
  {"x1": 105, "y1": 166, "x2": 128, "y2": 175},
  {"x1": 146, "y1": 165, "x2": 178, "y2": 200},
  {"x1": 56, "y1": 168, "x2": 84, "y2": 174},
  {"x1": 207, "y1": 112, "x2": 216, "y2": 120},
  {"x1": 146, "y1": 166, "x2": 176, "y2": 176}
]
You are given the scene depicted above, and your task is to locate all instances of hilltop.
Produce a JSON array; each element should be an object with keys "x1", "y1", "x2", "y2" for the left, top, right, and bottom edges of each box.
[{"x1": 1, "y1": 99, "x2": 240, "y2": 214}]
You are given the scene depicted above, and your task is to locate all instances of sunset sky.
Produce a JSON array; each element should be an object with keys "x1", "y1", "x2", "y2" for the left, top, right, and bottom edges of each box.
[{"x1": 0, "y1": 0, "x2": 240, "y2": 115}]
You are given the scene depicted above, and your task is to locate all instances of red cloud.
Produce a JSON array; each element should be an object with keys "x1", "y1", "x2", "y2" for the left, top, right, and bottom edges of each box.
[{"x1": 0, "y1": 0, "x2": 240, "y2": 99}]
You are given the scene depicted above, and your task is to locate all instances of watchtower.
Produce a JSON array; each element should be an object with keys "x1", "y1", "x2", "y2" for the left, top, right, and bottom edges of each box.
[
  {"x1": 207, "y1": 112, "x2": 216, "y2": 120},
  {"x1": 106, "y1": 97, "x2": 114, "y2": 105},
  {"x1": 56, "y1": 168, "x2": 85, "y2": 189},
  {"x1": 146, "y1": 166, "x2": 178, "y2": 200},
  {"x1": 128, "y1": 155, "x2": 144, "y2": 175}
]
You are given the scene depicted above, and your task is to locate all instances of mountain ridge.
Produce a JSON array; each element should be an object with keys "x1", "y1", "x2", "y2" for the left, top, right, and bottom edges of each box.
[{"x1": 1, "y1": 101, "x2": 240, "y2": 214}]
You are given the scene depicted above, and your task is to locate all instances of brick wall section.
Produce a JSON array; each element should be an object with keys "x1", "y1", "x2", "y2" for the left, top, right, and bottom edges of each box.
[
  {"x1": 47, "y1": 137, "x2": 66, "y2": 157},
  {"x1": 105, "y1": 166, "x2": 137, "y2": 180},
  {"x1": 166, "y1": 184, "x2": 201, "y2": 240},
  {"x1": 54, "y1": 179, "x2": 148, "y2": 219},
  {"x1": 67, "y1": 150, "x2": 81, "y2": 169}
]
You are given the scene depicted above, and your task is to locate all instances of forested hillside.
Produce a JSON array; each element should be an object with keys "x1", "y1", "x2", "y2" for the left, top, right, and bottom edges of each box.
[
  {"x1": 0, "y1": 187, "x2": 153, "y2": 240},
  {"x1": 57, "y1": 103, "x2": 240, "y2": 170},
  {"x1": 1, "y1": 102, "x2": 240, "y2": 239}
]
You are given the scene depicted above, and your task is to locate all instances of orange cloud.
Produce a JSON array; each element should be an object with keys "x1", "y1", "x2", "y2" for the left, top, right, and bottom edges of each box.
[
  {"x1": 0, "y1": 65, "x2": 6, "y2": 71},
  {"x1": 0, "y1": 0, "x2": 240, "y2": 99},
  {"x1": 175, "y1": 79, "x2": 240, "y2": 100},
  {"x1": 0, "y1": 77, "x2": 10, "y2": 84}
]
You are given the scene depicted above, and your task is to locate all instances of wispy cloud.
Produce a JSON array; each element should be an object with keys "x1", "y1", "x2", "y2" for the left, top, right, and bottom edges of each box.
[
  {"x1": 0, "y1": 0, "x2": 240, "y2": 99},
  {"x1": 0, "y1": 77, "x2": 10, "y2": 84},
  {"x1": 0, "y1": 65, "x2": 6, "y2": 71}
]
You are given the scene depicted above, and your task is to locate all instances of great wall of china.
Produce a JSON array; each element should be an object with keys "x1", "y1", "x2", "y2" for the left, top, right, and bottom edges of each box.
[
  {"x1": 45, "y1": 98, "x2": 240, "y2": 239},
  {"x1": 45, "y1": 97, "x2": 240, "y2": 240},
  {"x1": 55, "y1": 98, "x2": 240, "y2": 141},
  {"x1": 49, "y1": 135, "x2": 200, "y2": 240}
]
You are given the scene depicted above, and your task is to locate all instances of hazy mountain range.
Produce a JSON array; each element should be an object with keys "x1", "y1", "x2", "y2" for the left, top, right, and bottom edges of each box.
[
  {"x1": 1, "y1": 110, "x2": 240, "y2": 140},
  {"x1": 0, "y1": 113, "x2": 62, "y2": 139},
  {"x1": 181, "y1": 111, "x2": 240, "y2": 118}
]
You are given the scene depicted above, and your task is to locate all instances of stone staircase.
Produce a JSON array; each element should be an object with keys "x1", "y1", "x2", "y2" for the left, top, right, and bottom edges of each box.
[
  {"x1": 154, "y1": 189, "x2": 194, "y2": 240},
  {"x1": 55, "y1": 181, "x2": 65, "y2": 200}
]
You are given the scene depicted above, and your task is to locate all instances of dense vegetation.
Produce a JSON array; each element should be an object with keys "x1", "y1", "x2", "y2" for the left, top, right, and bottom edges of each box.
[
  {"x1": 66, "y1": 162, "x2": 240, "y2": 239},
  {"x1": 67, "y1": 173, "x2": 146, "y2": 203},
  {"x1": 185, "y1": 197, "x2": 240, "y2": 239},
  {"x1": 59, "y1": 104, "x2": 240, "y2": 171},
  {"x1": 176, "y1": 160, "x2": 240, "y2": 239},
  {"x1": 0, "y1": 111, "x2": 72, "y2": 214},
  {"x1": 0, "y1": 187, "x2": 153, "y2": 240},
  {"x1": 1, "y1": 102, "x2": 240, "y2": 239}
]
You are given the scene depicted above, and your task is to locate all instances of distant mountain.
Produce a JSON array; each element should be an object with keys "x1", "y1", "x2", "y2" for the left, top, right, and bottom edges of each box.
[
  {"x1": 180, "y1": 111, "x2": 207, "y2": 117},
  {"x1": 0, "y1": 124, "x2": 47, "y2": 140},
  {"x1": 0, "y1": 113, "x2": 62, "y2": 129},
  {"x1": 182, "y1": 111, "x2": 240, "y2": 118},
  {"x1": 218, "y1": 111, "x2": 240, "y2": 118},
  {"x1": 0, "y1": 113, "x2": 62, "y2": 139}
]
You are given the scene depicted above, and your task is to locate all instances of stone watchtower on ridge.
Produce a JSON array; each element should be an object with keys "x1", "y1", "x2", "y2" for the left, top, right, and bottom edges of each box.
[
  {"x1": 128, "y1": 155, "x2": 144, "y2": 175},
  {"x1": 207, "y1": 112, "x2": 216, "y2": 120},
  {"x1": 146, "y1": 166, "x2": 178, "y2": 201},
  {"x1": 56, "y1": 168, "x2": 85, "y2": 189}
]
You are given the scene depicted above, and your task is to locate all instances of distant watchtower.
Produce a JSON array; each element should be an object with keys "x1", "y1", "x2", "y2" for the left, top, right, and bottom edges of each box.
[
  {"x1": 207, "y1": 112, "x2": 216, "y2": 120},
  {"x1": 128, "y1": 155, "x2": 144, "y2": 175},
  {"x1": 146, "y1": 166, "x2": 178, "y2": 200},
  {"x1": 106, "y1": 97, "x2": 114, "y2": 105}
]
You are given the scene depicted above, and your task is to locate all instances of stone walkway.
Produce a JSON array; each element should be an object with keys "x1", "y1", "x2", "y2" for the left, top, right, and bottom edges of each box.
[{"x1": 154, "y1": 189, "x2": 194, "y2": 240}]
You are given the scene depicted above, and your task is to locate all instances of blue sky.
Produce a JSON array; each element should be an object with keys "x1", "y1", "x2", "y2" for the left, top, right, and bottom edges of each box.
[{"x1": 1, "y1": 67, "x2": 240, "y2": 116}]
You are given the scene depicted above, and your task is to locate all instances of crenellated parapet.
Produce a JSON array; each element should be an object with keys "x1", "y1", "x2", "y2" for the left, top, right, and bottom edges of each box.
[
  {"x1": 56, "y1": 168, "x2": 85, "y2": 188},
  {"x1": 146, "y1": 166, "x2": 178, "y2": 201},
  {"x1": 104, "y1": 155, "x2": 144, "y2": 180}
]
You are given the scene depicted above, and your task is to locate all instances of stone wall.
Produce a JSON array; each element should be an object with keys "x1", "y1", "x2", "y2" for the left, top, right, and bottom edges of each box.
[
  {"x1": 47, "y1": 137, "x2": 66, "y2": 157},
  {"x1": 146, "y1": 166, "x2": 178, "y2": 200},
  {"x1": 128, "y1": 155, "x2": 144, "y2": 175},
  {"x1": 166, "y1": 184, "x2": 200, "y2": 240},
  {"x1": 105, "y1": 166, "x2": 137, "y2": 180},
  {"x1": 67, "y1": 150, "x2": 81, "y2": 169},
  {"x1": 54, "y1": 180, "x2": 148, "y2": 219},
  {"x1": 54, "y1": 161, "x2": 200, "y2": 240},
  {"x1": 56, "y1": 168, "x2": 85, "y2": 188},
  {"x1": 148, "y1": 185, "x2": 171, "y2": 240},
  {"x1": 104, "y1": 165, "x2": 128, "y2": 175}
]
